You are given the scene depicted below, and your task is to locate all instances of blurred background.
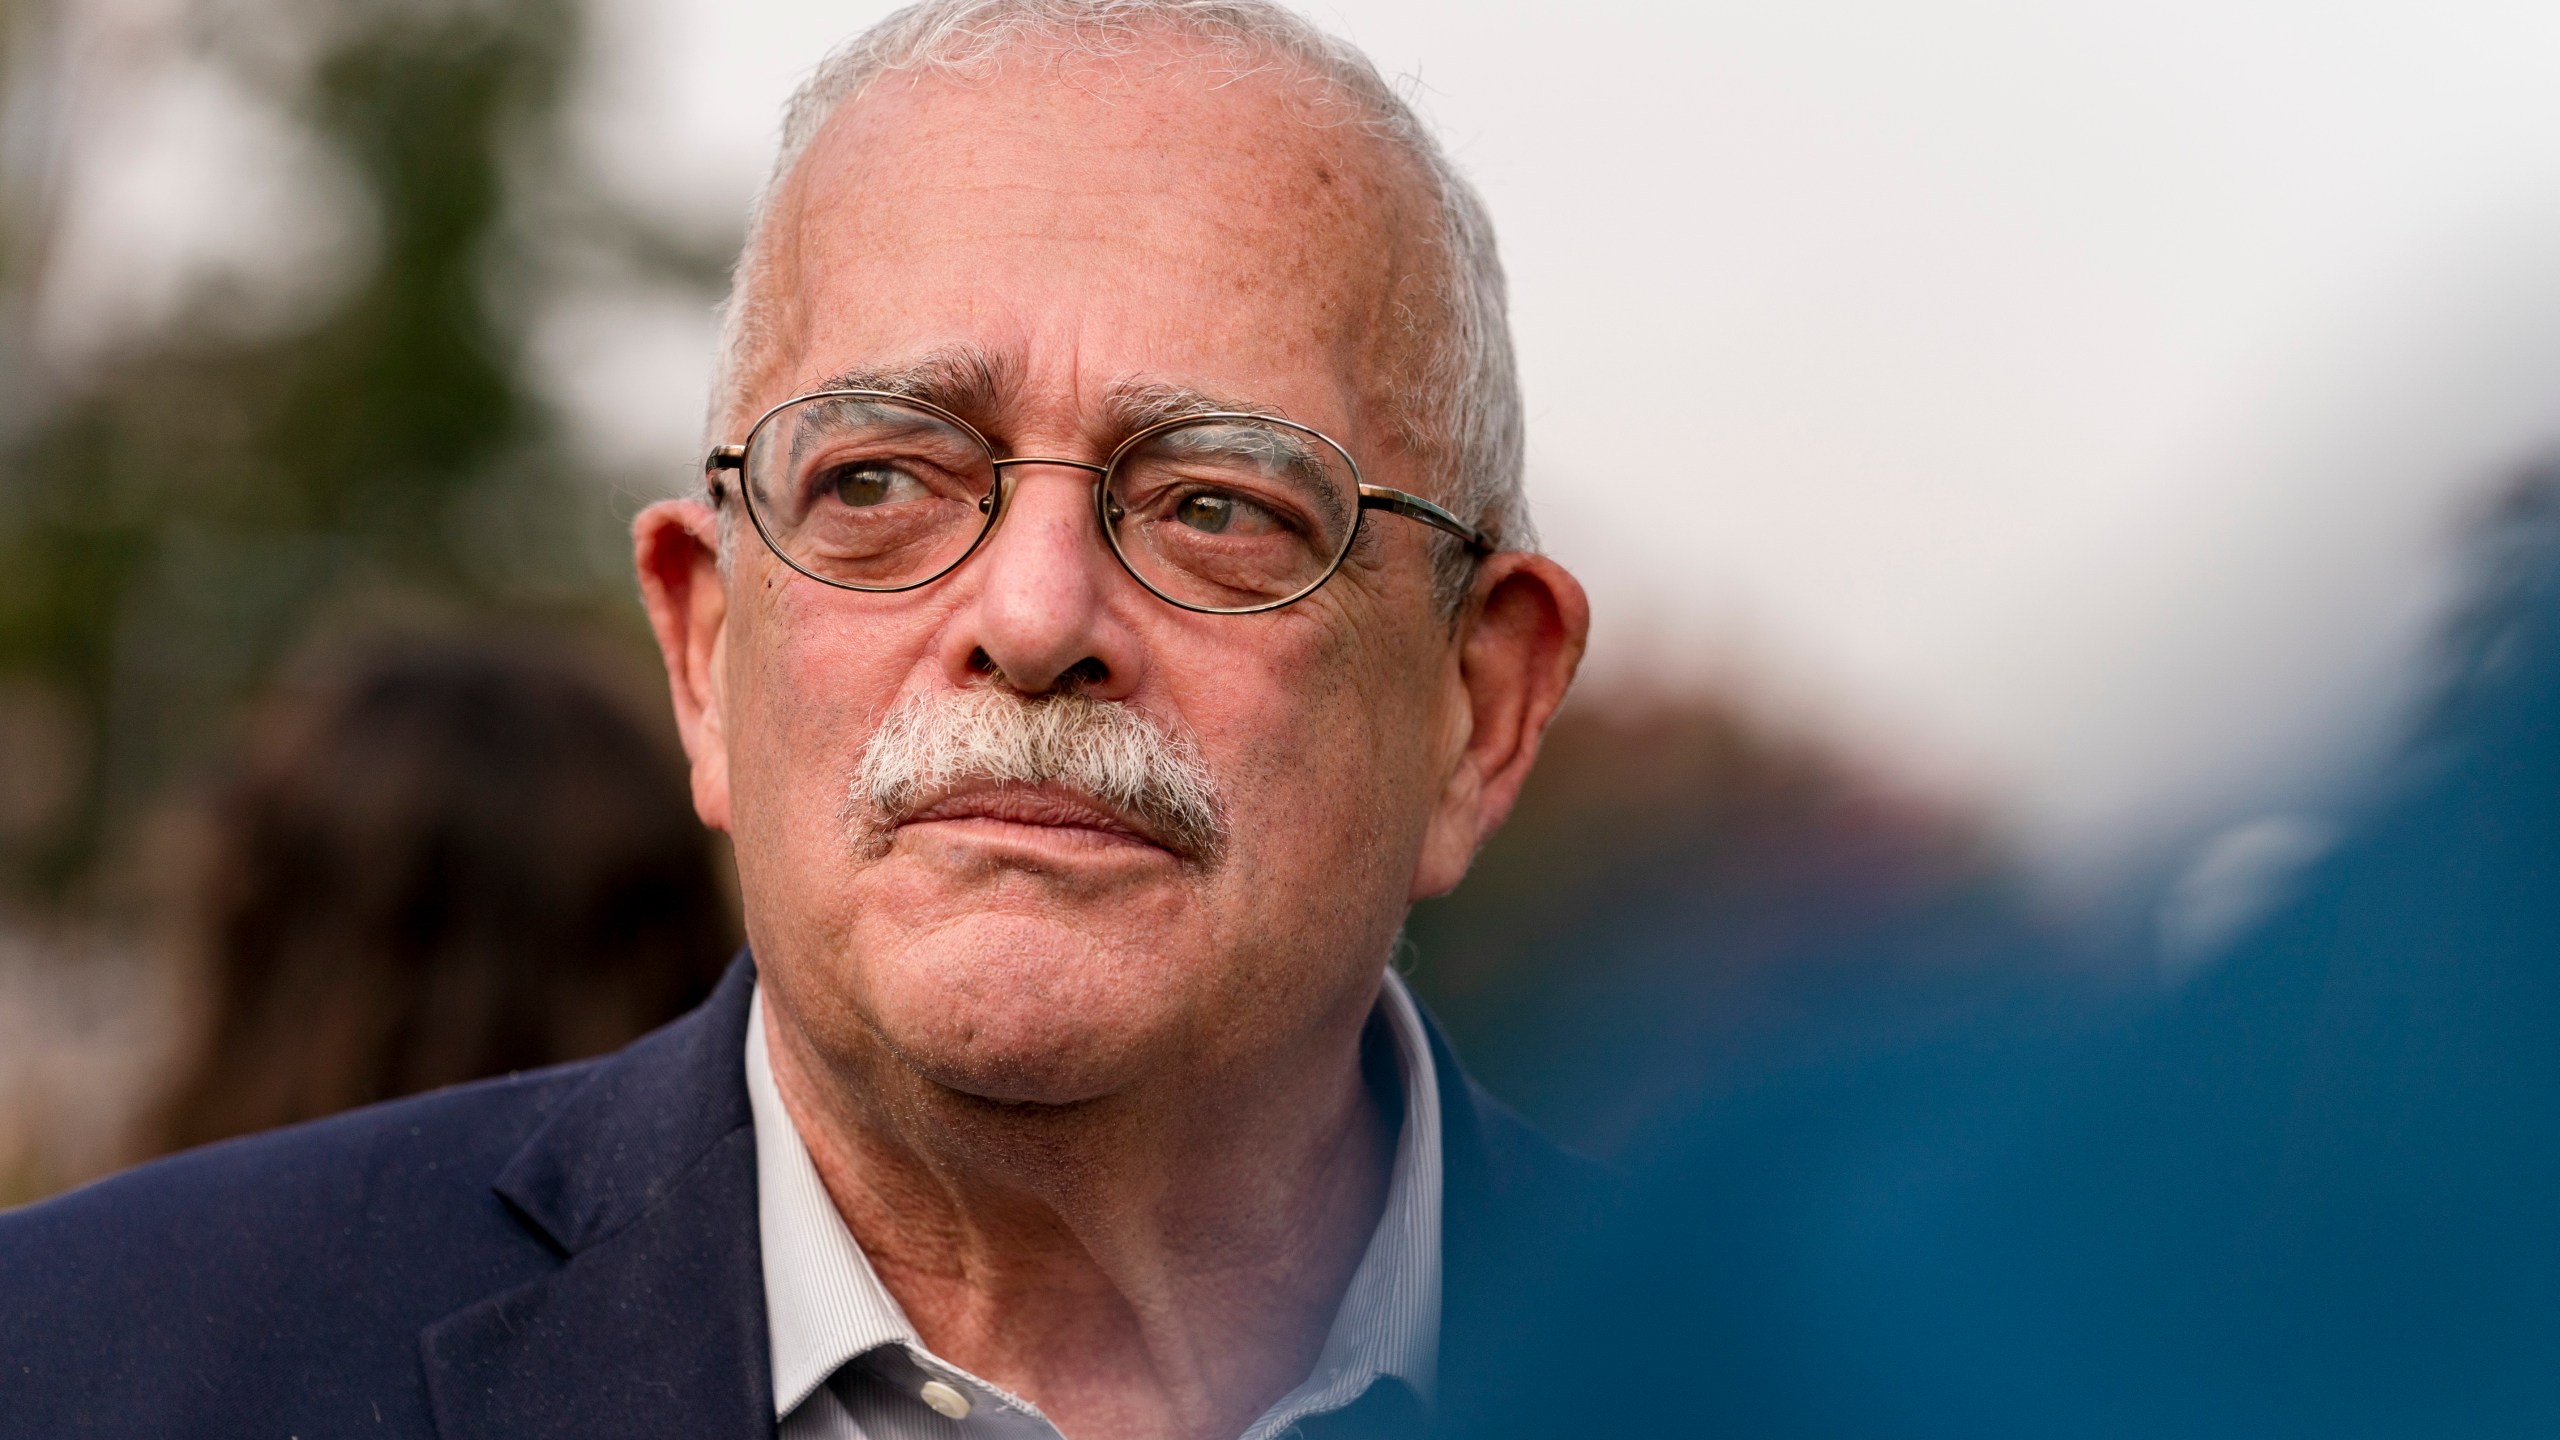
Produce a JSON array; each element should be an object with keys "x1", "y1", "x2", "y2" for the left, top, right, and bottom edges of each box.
[{"x1": 5, "y1": 0, "x2": 2560, "y2": 1202}]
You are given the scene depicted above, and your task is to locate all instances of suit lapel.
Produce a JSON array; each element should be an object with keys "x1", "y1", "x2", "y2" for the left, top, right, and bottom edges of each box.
[
  {"x1": 1421, "y1": 1007, "x2": 1620, "y2": 1438},
  {"x1": 421, "y1": 957, "x2": 776, "y2": 1439}
]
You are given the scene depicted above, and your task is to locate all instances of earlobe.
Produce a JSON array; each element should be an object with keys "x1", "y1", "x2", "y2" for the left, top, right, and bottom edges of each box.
[
  {"x1": 1409, "y1": 552, "x2": 1591, "y2": 900},
  {"x1": 633, "y1": 500, "x2": 735, "y2": 831}
]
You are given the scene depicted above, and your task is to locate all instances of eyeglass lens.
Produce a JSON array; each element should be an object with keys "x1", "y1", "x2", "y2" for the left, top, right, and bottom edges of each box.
[
  {"x1": 1103, "y1": 418, "x2": 1358, "y2": 610},
  {"x1": 743, "y1": 395, "x2": 996, "y2": 591},
  {"x1": 741, "y1": 393, "x2": 1364, "y2": 612}
]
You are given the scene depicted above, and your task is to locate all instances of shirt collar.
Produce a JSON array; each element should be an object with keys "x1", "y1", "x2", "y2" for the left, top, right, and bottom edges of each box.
[
  {"x1": 745, "y1": 983, "x2": 923, "y2": 1415},
  {"x1": 745, "y1": 971, "x2": 1445, "y2": 1432},
  {"x1": 1243, "y1": 970, "x2": 1444, "y2": 1438}
]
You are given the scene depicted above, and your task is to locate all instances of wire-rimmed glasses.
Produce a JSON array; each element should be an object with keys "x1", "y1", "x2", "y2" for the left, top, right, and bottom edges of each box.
[{"x1": 704, "y1": 390, "x2": 1490, "y2": 615}]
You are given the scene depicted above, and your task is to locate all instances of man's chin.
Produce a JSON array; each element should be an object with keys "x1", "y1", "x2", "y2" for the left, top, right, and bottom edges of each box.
[
  {"x1": 874, "y1": 1008, "x2": 1164, "y2": 1109},
  {"x1": 841, "y1": 912, "x2": 1205, "y2": 1108}
]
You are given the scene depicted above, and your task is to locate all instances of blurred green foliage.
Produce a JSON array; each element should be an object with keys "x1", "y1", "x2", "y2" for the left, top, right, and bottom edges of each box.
[{"x1": 0, "y1": 0, "x2": 689, "y2": 904}]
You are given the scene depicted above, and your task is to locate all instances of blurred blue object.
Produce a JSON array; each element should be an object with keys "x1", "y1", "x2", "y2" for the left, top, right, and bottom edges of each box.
[{"x1": 1465, "y1": 474, "x2": 2560, "y2": 1439}]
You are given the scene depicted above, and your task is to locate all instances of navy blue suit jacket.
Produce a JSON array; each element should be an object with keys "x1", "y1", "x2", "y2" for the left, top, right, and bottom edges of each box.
[{"x1": 0, "y1": 957, "x2": 1604, "y2": 1438}]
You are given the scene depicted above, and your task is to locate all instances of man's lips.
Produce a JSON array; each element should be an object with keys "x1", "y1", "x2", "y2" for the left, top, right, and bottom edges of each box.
[{"x1": 899, "y1": 782, "x2": 1166, "y2": 851}]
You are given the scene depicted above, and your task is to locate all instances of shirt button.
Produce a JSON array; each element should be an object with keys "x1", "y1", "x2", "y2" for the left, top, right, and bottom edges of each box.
[{"x1": 919, "y1": 1379, "x2": 972, "y2": 1419}]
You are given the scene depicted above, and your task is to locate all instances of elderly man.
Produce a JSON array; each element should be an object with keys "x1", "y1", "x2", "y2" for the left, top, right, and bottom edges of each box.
[{"x1": 0, "y1": 3, "x2": 1595, "y2": 1437}]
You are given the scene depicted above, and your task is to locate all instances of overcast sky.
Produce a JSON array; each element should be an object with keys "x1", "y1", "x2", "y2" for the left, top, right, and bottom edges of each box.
[{"x1": 47, "y1": 0, "x2": 2560, "y2": 872}]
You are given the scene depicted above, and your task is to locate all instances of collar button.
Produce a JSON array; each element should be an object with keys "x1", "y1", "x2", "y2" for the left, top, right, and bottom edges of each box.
[{"x1": 919, "y1": 1379, "x2": 973, "y2": 1420}]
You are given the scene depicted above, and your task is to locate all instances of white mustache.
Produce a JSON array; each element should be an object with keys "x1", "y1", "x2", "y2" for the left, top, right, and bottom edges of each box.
[{"x1": 850, "y1": 685, "x2": 1228, "y2": 860}]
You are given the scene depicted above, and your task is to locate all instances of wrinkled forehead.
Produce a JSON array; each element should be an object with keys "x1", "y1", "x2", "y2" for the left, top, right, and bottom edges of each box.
[{"x1": 748, "y1": 41, "x2": 1442, "y2": 435}]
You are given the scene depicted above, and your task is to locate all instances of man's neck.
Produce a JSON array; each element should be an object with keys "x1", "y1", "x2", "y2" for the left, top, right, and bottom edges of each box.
[{"x1": 761, "y1": 989, "x2": 1395, "y2": 1440}]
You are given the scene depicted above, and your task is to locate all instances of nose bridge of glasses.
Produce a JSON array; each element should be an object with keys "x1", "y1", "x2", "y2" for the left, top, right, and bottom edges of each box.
[
  {"x1": 989, "y1": 456, "x2": 1110, "y2": 476},
  {"x1": 980, "y1": 455, "x2": 1111, "y2": 519}
]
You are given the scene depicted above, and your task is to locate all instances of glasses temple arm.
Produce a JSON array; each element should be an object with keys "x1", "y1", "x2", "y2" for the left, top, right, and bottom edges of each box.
[{"x1": 1357, "y1": 485, "x2": 1492, "y2": 555}]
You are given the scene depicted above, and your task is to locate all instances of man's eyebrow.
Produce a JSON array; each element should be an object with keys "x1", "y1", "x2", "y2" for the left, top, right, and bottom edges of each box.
[
  {"x1": 806, "y1": 345, "x2": 1016, "y2": 422},
  {"x1": 792, "y1": 362, "x2": 1293, "y2": 443},
  {"x1": 1102, "y1": 380, "x2": 1286, "y2": 434}
]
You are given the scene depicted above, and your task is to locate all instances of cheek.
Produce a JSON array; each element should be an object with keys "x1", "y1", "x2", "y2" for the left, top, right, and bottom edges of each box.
[
  {"x1": 724, "y1": 579, "x2": 936, "y2": 900},
  {"x1": 1186, "y1": 613, "x2": 1446, "y2": 919}
]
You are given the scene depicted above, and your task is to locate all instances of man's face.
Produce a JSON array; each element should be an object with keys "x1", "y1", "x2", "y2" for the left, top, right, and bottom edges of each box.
[{"x1": 699, "y1": 53, "x2": 1481, "y2": 1107}]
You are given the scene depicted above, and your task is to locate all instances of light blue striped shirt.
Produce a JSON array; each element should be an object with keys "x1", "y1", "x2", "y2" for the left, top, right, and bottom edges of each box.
[{"x1": 746, "y1": 974, "x2": 1444, "y2": 1440}]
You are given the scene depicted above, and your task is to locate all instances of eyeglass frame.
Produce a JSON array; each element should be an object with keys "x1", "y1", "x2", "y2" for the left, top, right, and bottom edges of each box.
[{"x1": 703, "y1": 388, "x2": 1493, "y2": 615}]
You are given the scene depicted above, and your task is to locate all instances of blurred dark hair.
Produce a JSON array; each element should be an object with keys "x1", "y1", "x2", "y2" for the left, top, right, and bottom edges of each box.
[{"x1": 151, "y1": 632, "x2": 735, "y2": 1154}]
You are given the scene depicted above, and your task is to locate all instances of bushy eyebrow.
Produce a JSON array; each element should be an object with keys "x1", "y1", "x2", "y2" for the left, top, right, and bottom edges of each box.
[
  {"x1": 806, "y1": 345, "x2": 1017, "y2": 425},
  {"x1": 801, "y1": 353, "x2": 1295, "y2": 447},
  {"x1": 1102, "y1": 379, "x2": 1285, "y2": 435}
]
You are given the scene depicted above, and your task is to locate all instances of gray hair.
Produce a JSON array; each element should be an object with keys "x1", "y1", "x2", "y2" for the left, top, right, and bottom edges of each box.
[{"x1": 708, "y1": 0, "x2": 1530, "y2": 609}]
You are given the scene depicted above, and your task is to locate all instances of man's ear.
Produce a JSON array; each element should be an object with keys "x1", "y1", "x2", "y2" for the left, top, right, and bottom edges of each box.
[
  {"x1": 1411, "y1": 551, "x2": 1591, "y2": 900},
  {"x1": 634, "y1": 499, "x2": 735, "y2": 832}
]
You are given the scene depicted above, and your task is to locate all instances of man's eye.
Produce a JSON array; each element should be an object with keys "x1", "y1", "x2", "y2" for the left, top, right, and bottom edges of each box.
[
  {"x1": 824, "y1": 463, "x2": 924, "y2": 508},
  {"x1": 1173, "y1": 491, "x2": 1280, "y2": 535}
]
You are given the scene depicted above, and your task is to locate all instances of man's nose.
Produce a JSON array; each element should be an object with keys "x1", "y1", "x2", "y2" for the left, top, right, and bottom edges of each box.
[{"x1": 944, "y1": 460, "x2": 1141, "y2": 696}]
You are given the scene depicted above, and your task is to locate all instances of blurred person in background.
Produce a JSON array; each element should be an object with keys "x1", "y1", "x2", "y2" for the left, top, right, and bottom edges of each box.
[
  {"x1": 150, "y1": 632, "x2": 735, "y2": 1154},
  {"x1": 0, "y1": 4, "x2": 1596, "y2": 1440},
  {"x1": 1466, "y1": 471, "x2": 2560, "y2": 1438}
]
